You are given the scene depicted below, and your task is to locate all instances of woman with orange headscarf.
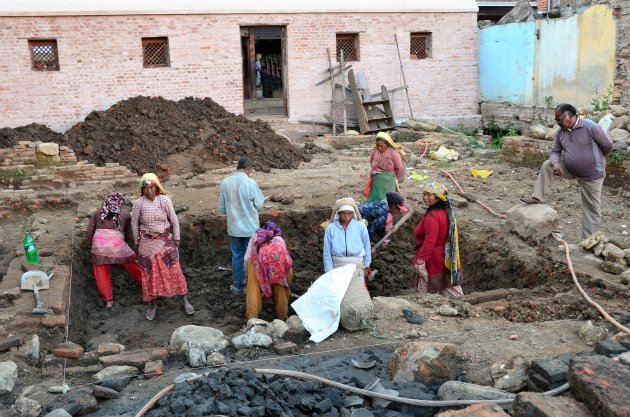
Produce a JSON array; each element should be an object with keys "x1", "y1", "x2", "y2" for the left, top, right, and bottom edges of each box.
[
  {"x1": 131, "y1": 173, "x2": 194, "y2": 321},
  {"x1": 411, "y1": 181, "x2": 463, "y2": 297}
]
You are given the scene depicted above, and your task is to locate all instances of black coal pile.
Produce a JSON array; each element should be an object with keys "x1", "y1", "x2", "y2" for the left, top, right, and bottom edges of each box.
[{"x1": 146, "y1": 368, "x2": 437, "y2": 417}]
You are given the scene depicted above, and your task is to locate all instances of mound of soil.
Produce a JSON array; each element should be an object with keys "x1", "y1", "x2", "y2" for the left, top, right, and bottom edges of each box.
[
  {"x1": 60, "y1": 96, "x2": 304, "y2": 175},
  {"x1": 0, "y1": 123, "x2": 62, "y2": 148}
]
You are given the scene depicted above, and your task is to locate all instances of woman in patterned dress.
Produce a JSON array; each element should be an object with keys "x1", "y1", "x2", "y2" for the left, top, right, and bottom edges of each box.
[{"x1": 131, "y1": 173, "x2": 194, "y2": 321}]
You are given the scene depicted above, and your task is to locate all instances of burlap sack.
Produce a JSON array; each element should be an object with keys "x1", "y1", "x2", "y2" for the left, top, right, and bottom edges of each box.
[{"x1": 340, "y1": 267, "x2": 373, "y2": 331}]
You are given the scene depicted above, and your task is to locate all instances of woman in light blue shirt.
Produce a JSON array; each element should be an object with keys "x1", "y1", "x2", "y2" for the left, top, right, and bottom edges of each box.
[{"x1": 323, "y1": 203, "x2": 371, "y2": 273}]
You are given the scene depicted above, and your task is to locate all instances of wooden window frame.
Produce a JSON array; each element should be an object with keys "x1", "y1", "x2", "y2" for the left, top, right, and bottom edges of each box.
[
  {"x1": 29, "y1": 39, "x2": 60, "y2": 71},
  {"x1": 142, "y1": 37, "x2": 170, "y2": 68},
  {"x1": 336, "y1": 33, "x2": 359, "y2": 62},
  {"x1": 410, "y1": 32, "x2": 432, "y2": 60}
]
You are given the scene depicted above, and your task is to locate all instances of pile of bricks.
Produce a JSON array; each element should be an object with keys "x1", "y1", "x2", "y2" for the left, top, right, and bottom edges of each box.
[{"x1": 0, "y1": 141, "x2": 137, "y2": 191}]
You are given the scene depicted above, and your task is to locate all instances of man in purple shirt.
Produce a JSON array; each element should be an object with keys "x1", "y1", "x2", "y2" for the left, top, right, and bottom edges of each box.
[{"x1": 522, "y1": 103, "x2": 614, "y2": 238}]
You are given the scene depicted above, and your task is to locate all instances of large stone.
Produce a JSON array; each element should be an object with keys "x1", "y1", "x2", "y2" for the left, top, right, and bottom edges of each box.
[
  {"x1": 99, "y1": 376, "x2": 131, "y2": 392},
  {"x1": 578, "y1": 320, "x2": 607, "y2": 343},
  {"x1": 0, "y1": 336, "x2": 23, "y2": 352},
  {"x1": 43, "y1": 410, "x2": 72, "y2": 417},
  {"x1": 613, "y1": 115, "x2": 630, "y2": 130},
  {"x1": 408, "y1": 118, "x2": 439, "y2": 132},
  {"x1": 491, "y1": 355, "x2": 530, "y2": 392},
  {"x1": 93, "y1": 385, "x2": 120, "y2": 399},
  {"x1": 269, "y1": 319, "x2": 289, "y2": 339},
  {"x1": 530, "y1": 125, "x2": 549, "y2": 139},
  {"x1": 602, "y1": 243, "x2": 627, "y2": 265},
  {"x1": 506, "y1": 204, "x2": 558, "y2": 242},
  {"x1": 530, "y1": 359, "x2": 568, "y2": 384},
  {"x1": 187, "y1": 346, "x2": 206, "y2": 368},
  {"x1": 232, "y1": 330, "x2": 273, "y2": 349},
  {"x1": 372, "y1": 297, "x2": 411, "y2": 314},
  {"x1": 0, "y1": 361, "x2": 18, "y2": 393},
  {"x1": 51, "y1": 387, "x2": 98, "y2": 416},
  {"x1": 170, "y1": 325, "x2": 229, "y2": 355},
  {"x1": 545, "y1": 126, "x2": 560, "y2": 141},
  {"x1": 436, "y1": 403, "x2": 509, "y2": 416},
  {"x1": 610, "y1": 104, "x2": 628, "y2": 117},
  {"x1": 498, "y1": 0, "x2": 538, "y2": 24},
  {"x1": 621, "y1": 269, "x2": 630, "y2": 285},
  {"x1": 96, "y1": 343, "x2": 125, "y2": 356},
  {"x1": 99, "y1": 348, "x2": 167, "y2": 368},
  {"x1": 581, "y1": 231, "x2": 606, "y2": 250},
  {"x1": 92, "y1": 365, "x2": 138, "y2": 383},
  {"x1": 569, "y1": 355, "x2": 630, "y2": 417},
  {"x1": 512, "y1": 392, "x2": 591, "y2": 417},
  {"x1": 594, "y1": 340, "x2": 627, "y2": 356},
  {"x1": 437, "y1": 381, "x2": 515, "y2": 401},
  {"x1": 613, "y1": 139, "x2": 629, "y2": 150},
  {"x1": 36, "y1": 142, "x2": 60, "y2": 156},
  {"x1": 13, "y1": 396, "x2": 41, "y2": 417},
  {"x1": 390, "y1": 342, "x2": 457, "y2": 385},
  {"x1": 206, "y1": 352, "x2": 225, "y2": 366},
  {"x1": 600, "y1": 261, "x2": 627, "y2": 275},
  {"x1": 608, "y1": 128, "x2": 630, "y2": 143}
]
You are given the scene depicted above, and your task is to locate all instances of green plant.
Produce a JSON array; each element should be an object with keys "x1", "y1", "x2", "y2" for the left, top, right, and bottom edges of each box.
[
  {"x1": 464, "y1": 136, "x2": 483, "y2": 149},
  {"x1": 507, "y1": 127, "x2": 520, "y2": 136},
  {"x1": 484, "y1": 119, "x2": 509, "y2": 149},
  {"x1": 12, "y1": 168, "x2": 25, "y2": 188},
  {"x1": 491, "y1": 136, "x2": 504, "y2": 149},
  {"x1": 607, "y1": 150, "x2": 629, "y2": 167},
  {"x1": 591, "y1": 84, "x2": 614, "y2": 112}
]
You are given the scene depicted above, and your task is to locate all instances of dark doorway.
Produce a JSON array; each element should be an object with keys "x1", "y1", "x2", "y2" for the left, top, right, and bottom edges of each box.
[{"x1": 241, "y1": 26, "x2": 287, "y2": 117}]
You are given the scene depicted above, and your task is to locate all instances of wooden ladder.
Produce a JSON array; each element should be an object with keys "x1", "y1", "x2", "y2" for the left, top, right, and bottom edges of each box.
[{"x1": 347, "y1": 69, "x2": 396, "y2": 134}]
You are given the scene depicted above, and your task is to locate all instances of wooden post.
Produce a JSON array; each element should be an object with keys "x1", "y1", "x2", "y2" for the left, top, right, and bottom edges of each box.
[
  {"x1": 326, "y1": 48, "x2": 336, "y2": 137},
  {"x1": 340, "y1": 49, "x2": 347, "y2": 135},
  {"x1": 394, "y1": 34, "x2": 414, "y2": 118}
]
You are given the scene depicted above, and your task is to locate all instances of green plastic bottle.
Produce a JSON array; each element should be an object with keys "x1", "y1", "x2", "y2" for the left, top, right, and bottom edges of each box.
[{"x1": 23, "y1": 233, "x2": 39, "y2": 265}]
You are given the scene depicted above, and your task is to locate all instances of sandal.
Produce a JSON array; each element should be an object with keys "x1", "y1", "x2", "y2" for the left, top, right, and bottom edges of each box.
[
  {"x1": 145, "y1": 307, "x2": 157, "y2": 321},
  {"x1": 184, "y1": 302, "x2": 195, "y2": 316}
]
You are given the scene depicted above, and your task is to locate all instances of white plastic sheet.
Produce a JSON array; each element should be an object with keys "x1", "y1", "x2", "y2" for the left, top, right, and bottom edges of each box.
[{"x1": 291, "y1": 264, "x2": 356, "y2": 343}]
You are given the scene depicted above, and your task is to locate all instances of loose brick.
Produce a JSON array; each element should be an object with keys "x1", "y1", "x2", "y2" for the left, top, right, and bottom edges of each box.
[
  {"x1": 144, "y1": 360, "x2": 164, "y2": 378},
  {"x1": 274, "y1": 341, "x2": 298, "y2": 355},
  {"x1": 53, "y1": 341, "x2": 85, "y2": 359}
]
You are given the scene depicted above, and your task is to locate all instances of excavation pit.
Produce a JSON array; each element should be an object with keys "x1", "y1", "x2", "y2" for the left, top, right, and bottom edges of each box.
[{"x1": 69, "y1": 208, "x2": 605, "y2": 352}]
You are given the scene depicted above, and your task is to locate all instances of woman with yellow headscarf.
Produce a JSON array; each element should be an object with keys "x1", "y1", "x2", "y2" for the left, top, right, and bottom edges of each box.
[
  {"x1": 363, "y1": 132, "x2": 406, "y2": 202},
  {"x1": 131, "y1": 173, "x2": 194, "y2": 321},
  {"x1": 411, "y1": 181, "x2": 463, "y2": 298}
]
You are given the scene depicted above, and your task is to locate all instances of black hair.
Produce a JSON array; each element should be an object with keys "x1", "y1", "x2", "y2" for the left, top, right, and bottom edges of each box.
[
  {"x1": 237, "y1": 157, "x2": 252, "y2": 170},
  {"x1": 554, "y1": 103, "x2": 577, "y2": 116}
]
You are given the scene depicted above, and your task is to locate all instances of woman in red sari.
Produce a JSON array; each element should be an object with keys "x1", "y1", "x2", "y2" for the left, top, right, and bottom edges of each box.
[
  {"x1": 411, "y1": 182, "x2": 463, "y2": 298},
  {"x1": 131, "y1": 173, "x2": 194, "y2": 321},
  {"x1": 244, "y1": 221, "x2": 293, "y2": 321}
]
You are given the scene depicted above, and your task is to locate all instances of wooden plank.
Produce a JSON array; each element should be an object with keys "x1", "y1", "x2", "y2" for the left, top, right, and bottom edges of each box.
[
  {"x1": 315, "y1": 65, "x2": 352, "y2": 86},
  {"x1": 347, "y1": 69, "x2": 371, "y2": 134},
  {"x1": 369, "y1": 85, "x2": 408, "y2": 99}
]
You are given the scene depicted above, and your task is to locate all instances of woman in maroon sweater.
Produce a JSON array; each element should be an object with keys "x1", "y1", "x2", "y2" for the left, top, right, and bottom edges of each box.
[{"x1": 411, "y1": 182, "x2": 463, "y2": 297}]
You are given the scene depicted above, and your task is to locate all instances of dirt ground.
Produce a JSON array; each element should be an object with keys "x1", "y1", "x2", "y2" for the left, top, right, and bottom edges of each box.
[{"x1": 1, "y1": 128, "x2": 629, "y2": 415}]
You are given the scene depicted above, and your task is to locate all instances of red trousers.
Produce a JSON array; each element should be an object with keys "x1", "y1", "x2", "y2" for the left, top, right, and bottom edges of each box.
[{"x1": 93, "y1": 257, "x2": 142, "y2": 302}]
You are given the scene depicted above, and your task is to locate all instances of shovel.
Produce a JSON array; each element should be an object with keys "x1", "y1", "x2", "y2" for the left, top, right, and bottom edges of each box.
[
  {"x1": 371, "y1": 207, "x2": 414, "y2": 253},
  {"x1": 20, "y1": 271, "x2": 54, "y2": 315}
]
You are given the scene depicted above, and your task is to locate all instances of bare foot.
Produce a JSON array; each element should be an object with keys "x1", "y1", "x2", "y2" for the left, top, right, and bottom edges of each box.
[{"x1": 105, "y1": 300, "x2": 114, "y2": 308}]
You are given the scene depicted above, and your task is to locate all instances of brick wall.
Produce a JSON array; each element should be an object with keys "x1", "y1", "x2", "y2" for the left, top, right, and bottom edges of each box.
[
  {"x1": 0, "y1": 141, "x2": 135, "y2": 190},
  {"x1": 481, "y1": 102, "x2": 555, "y2": 130},
  {"x1": 502, "y1": 136, "x2": 630, "y2": 189},
  {"x1": 0, "y1": 12, "x2": 480, "y2": 132}
]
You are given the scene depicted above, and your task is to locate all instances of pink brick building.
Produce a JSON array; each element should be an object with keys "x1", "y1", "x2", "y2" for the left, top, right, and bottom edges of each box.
[{"x1": 0, "y1": 0, "x2": 480, "y2": 132}]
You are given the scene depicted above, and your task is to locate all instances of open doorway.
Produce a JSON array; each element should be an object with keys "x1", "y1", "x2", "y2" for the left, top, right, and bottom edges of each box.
[{"x1": 241, "y1": 26, "x2": 287, "y2": 118}]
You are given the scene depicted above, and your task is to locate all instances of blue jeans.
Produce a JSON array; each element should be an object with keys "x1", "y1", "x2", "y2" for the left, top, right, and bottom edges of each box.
[{"x1": 230, "y1": 236, "x2": 250, "y2": 289}]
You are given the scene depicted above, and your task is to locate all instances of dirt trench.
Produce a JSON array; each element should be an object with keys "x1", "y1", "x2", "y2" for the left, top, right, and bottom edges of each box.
[{"x1": 68, "y1": 207, "x2": 595, "y2": 353}]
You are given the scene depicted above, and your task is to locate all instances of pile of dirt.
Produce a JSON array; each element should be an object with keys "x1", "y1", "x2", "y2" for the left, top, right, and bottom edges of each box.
[
  {"x1": 0, "y1": 123, "x2": 62, "y2": 148},
  {"x1": 59, "y1": 96, "x2": 305, "y2": 175}
]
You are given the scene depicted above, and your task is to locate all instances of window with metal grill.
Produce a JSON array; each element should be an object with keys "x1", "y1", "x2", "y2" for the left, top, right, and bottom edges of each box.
[
  {"x1": 29, "y1": 40, "x2": 60, "y2": 71},
  {"x1": 336, "y1": 33, "x2": 358, "y2": 62},
  {"x1": 410, "y1": 32, "x2": 432, "y2": 60},
  {"x1": 142, "y1": 37, "x2": 170, "y2": 68}
]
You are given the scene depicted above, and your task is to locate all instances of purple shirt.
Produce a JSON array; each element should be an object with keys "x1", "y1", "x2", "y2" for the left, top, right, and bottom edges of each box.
[{"x1": 550, "y1": 117, "x2": 613, "y2": 180}]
